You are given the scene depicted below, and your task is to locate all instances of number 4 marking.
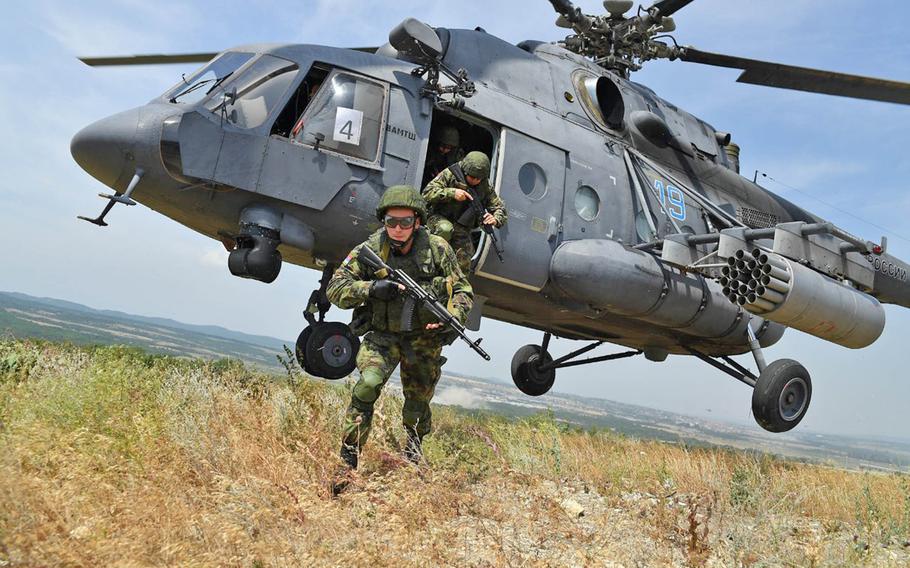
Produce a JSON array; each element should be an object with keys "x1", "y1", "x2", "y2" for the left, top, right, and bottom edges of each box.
[
  {"x1": 333, "y1": 107, "x2": 363, "y2": 145},
  {"x1": 339, "y1": 120, "x2": 353, "y2": 140}
]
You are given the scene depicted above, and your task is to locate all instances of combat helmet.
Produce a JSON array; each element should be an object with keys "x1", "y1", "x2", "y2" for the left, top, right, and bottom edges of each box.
[
  {"x1": 376, "y1": 185, "x2": 428, "y2": 221},
  {"x1": 461, "y1": 151, "x2": 491, "y2": 179},
  {"x1": 436, "y1": 126, "x2": 460, "y2": 147}
]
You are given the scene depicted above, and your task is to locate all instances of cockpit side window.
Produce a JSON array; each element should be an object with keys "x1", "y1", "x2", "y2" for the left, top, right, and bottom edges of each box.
[
  {"x1": 272, "y1": 65, "x2": 330, "y2": 138},
  {"x1": 291, "y1": 70, "x2": 388, "y2": 165},
  {"x1": 204, "y1": 55, "x2": 299, "y2": 130},
  {"x1": 165, "y1": 52, "x2": 255, "y2": 105}
]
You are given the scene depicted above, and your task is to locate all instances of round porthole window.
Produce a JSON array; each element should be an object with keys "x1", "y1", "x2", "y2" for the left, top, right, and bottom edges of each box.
[
  {"x1": 635, "y1": 210, "x2": 653, "y2": 242},
  {"x1": 518, "y1": 162, "x2": 547, "y2": 200},
  {"x1": 574, "y1": 185, "x2": 600, "y2": 221}
]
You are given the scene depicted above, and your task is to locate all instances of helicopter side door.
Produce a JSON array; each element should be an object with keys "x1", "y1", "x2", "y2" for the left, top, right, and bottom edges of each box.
[{"x1": 475, "y1": 129, "x2": 566, "y2": 291}]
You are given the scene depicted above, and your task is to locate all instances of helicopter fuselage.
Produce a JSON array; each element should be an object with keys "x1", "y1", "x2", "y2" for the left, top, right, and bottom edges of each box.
[{"x1": 71, "y1": 28, "x2": 910, "y2": 359}]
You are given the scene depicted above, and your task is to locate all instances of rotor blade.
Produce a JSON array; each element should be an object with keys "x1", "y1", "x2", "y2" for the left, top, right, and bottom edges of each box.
[
  {"x1": 649, "y1": 0, "x2": 696, "y2": 17},
  {"x1": 79, "y1": 53, "x2": 219, "y2": 67},
  {"x1": 680, "y1": 47, "x2": 910, "y2": 106},
  {"x1": 79, "y1": 46, "x2": 377, "y2": 67}
]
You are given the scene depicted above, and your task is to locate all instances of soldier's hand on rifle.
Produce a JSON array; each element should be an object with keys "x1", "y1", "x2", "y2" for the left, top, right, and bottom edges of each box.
[
  {"x1": 482, "y1": 212, "x2": 497, "y2": 226},
  {"x1": 425, "y1": 322, "x2": 443, "y2": 330},
  {"x1": 369, "y1": 279, "x2": 405, "y2": 301},
  {"x1": 453, "y1": 188, "x2": 474, "y2": 202}
]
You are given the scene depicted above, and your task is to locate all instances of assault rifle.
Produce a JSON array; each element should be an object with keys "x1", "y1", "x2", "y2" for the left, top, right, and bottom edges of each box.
[
  {"x1": 451, "y1": 165, "x2": 505, "y2": 262},
  {"x1": 358, "y1": 246, "x2": 491, "y2": 360}
]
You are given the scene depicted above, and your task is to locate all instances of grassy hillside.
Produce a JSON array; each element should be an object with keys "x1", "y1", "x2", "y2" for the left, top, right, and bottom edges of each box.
[{"x1": 1, "y1": 339, "x2": 908, "y2": 566}]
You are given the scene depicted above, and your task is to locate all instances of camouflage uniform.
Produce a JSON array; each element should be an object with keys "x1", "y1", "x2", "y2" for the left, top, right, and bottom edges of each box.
[
  {"x1": 327, "y1": 209, "x2": 473, "y2": 455},
  {"x1": 422, "y1": 152, "x2": 507, "y2": 273},
  {"x1": 421, "y1": 126, "x2": 465, "y2": 188}
]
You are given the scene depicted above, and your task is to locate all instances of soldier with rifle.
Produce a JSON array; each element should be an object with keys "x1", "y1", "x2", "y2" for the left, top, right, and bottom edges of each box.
[
  {"x1": 422, "y1": 151, "x2": 507, "y2": 273},
  {"x1": 326, "y1": 185, "x2": 479, "y2": 492},
  {"x1": 421, "y1": 125, "x2": 465, "y2": 187}
]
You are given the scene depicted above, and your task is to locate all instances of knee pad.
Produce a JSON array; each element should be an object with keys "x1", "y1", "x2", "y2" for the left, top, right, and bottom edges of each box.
[
  {"x1": 435, "y1": 219, "x2": 454, "y2": 242},
  {"x1": 353, "y1": 370, "x2": 385, "y2": 404}
]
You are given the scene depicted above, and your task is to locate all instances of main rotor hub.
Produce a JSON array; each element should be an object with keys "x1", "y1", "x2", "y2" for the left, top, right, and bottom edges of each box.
[{"x1": 549, "y1": 0, "x2": 682, "y2": 76}]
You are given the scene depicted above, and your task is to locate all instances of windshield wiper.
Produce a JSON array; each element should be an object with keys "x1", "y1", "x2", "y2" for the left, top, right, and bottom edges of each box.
[
  {"x1": 169, "y1": 78, "x2": 214, "y2": 103},
  {"x1": 205, "y1": 71, "x2": 235, "y2": 96}
]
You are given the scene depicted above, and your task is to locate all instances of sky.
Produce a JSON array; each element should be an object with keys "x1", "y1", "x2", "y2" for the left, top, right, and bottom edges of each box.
[{"x1": 1, "y1": 0, "x2": 908, "y2": 440}]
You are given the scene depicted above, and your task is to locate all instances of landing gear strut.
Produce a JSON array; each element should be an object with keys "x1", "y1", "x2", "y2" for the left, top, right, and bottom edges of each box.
[
  {"x1": 295, "y1": 265, "x2": 360, "y2": 379},
  {"x1": 687, "y1": 321, "x2": 812, "y2": 433},
  {"x1": 510, "y1": 333, "x2": 641, "y2": 397}
]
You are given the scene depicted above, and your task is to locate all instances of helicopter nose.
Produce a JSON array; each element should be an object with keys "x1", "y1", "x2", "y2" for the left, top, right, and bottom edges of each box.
[{"x1": 71, "y1": 107, "x2": 140, "y2": 187}]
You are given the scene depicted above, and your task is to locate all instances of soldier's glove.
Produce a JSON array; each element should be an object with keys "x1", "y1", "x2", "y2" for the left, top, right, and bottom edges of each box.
[{"x1": 369, "y1": 279, "x2": 401, "y2": 301}]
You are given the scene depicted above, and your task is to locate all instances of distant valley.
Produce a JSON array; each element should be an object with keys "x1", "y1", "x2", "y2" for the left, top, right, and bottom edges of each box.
[{"x1": 3, "y1": 290, "x2": 909, "y2": 472}]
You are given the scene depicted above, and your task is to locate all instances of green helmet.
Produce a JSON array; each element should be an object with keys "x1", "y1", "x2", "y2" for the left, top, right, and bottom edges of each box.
[
  {"x1": 436, "y1": 126, "x2": 460, "y2": 147},
  {"x1": 376, "y1": 185, "x2": 427, "y2": 221},
  {"x1": 461, "y1": 151, "x2": 490, "y2": 179}
]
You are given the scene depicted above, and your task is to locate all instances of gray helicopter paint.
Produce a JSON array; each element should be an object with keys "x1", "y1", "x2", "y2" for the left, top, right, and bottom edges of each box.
[
  {"x1": 477, "y1": 129, "x2": 567, "y2": 289},
  {"x1": 177, "y1": 112, "x2": 223, "y2": 181},
  {"x1": 72, "y1": 29, "x2": 910, "y2": 360},
  {"x1": 559, "y1": 147, "x2": 634, "y2": 243},
  {"x1": 217, "y1": 130, "x2": 268, "y2": 191}
]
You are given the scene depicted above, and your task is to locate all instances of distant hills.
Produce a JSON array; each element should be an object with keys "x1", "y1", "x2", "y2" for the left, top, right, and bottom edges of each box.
[
  {"x1": 3, "y1": 290, "x2": 909, "y2": 471},
  {"x1": 0, "y1": 291, "x2": 290, "y2": 369}
]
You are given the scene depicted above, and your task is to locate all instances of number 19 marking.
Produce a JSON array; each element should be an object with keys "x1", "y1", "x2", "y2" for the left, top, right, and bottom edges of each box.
[{"x1": 654, "y1": 180, "x2": 687, "y2": 221}]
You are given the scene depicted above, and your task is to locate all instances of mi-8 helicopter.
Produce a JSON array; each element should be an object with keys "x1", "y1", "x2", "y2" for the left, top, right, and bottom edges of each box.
[{"x1": 70, "y1": 0, "x2": 910, "y2": 433}]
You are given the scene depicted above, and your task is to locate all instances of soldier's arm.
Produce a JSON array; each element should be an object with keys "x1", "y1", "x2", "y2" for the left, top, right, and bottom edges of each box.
[
  {"x1": 422, "y1": 169, "x2": 459, "y2": 204},
  {"x1": 326, "y1": 245, "x2": 373, "y2": 309},
  {"x1": 483, "y1": 184, "x2": 508, "y2": 227},
  {"x1": 441, "y1": 244, "x2": 474, "y2": 325}
]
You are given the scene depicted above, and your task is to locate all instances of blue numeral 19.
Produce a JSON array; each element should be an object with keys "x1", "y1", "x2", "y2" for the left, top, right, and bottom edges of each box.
[{"x1": 654, "y1": 180, "x2": 687, "y2": 221}]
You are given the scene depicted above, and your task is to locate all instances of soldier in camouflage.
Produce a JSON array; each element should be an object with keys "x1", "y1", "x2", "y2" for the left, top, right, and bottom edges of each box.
[
  {"x1": 326, "y1": 185, "x2": 473, "y2": 483},
  {"x1": 421, "y1": 126, "x2": 465, "y2": 188},
  {"x1": 422, "y1": 151, "x2": 507, "y2": 273}
]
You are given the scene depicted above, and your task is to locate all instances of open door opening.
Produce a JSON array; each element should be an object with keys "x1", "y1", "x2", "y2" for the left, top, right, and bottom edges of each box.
[
  {"x1": 271, "y1": 65, "x2": 330, "y2": 138},
  {"x1": 422, "y1": 110, "x2": 500, "y2": 272},
  {"x1": 421, "y1": 111, "x2": 496, "y2": 188}
]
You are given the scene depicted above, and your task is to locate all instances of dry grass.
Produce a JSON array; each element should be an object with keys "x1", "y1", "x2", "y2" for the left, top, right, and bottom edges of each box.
[{"x1": 1, "y1": 339, "x2": 908, "y2": 567}]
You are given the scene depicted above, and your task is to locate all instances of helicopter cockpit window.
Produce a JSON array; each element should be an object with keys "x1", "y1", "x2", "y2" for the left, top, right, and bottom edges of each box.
[
  {"x1": 166, "y1": 52, "x2": 255, "y2": 105},
  {"x1": 292, "y1": 70, "x2": 387, "y2": 164},
  {"x1": 204, "y1": 55, "x2": 299, "y2": 130}
]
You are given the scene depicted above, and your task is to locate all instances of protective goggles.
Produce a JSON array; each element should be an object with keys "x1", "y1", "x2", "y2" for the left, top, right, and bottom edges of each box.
[{"x1": 383, "y1": 215, "x2": 416, "y2": 229}]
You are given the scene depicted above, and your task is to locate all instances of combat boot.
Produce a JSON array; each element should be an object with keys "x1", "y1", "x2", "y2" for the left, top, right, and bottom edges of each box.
[
  {"x1": 332, "y1": 444, "x2": 359, "y2": 496},
  {"x1": 340, "y1": 444, "x2": 359, "y2": 470},
  {"x1": 403, "y1": 430, "x2": 423, "y2": 464}
]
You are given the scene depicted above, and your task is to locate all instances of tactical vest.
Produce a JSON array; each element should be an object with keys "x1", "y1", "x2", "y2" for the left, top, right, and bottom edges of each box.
[
  {"x1": 430, "y1": 164, "x2": 490, "y2": 230},
  {"x1": 353, "y1": 228, "x2": 451, "y2": 335}
]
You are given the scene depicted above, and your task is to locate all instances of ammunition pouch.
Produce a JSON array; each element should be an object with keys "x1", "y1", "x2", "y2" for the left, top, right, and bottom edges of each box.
[{"x1": 456, "y1": 204, "x2": 477, "y2": 227}]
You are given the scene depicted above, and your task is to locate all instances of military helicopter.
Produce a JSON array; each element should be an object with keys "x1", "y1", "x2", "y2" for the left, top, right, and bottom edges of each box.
[{"x1": 70, "y1": 0, "x2": 910, "y2": 433}]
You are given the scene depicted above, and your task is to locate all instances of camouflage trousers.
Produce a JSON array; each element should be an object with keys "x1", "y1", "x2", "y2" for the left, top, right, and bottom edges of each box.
[
  {"x1": 342, "y1": 331, "x2": 446, "y2": 450},
  {"x1": 427, "y1": 214, "x2": 474, "y2": 274}
]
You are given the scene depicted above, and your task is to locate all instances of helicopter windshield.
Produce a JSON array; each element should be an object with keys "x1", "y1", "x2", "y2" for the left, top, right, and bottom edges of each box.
[
  {"x1": 165, "y1": 52, "x2": 255, "y2": 105},
  {"x1": 204, "y1": 55, "x2": 299, "y2": 129}
]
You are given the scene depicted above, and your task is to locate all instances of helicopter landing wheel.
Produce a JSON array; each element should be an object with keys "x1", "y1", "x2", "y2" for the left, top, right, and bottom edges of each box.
[
  {"x1": 297, "y1": 322, "x2": 360, "y2": 379},
  {"x1": 751, "y1": 359, "x2": 812, "y2": 433},
  {"x1": 294, "y1": 326, "x2": 315, "y2": 374},
  {"x1": 511, "y1": 344, "x2": 556, "y2": 397}
]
